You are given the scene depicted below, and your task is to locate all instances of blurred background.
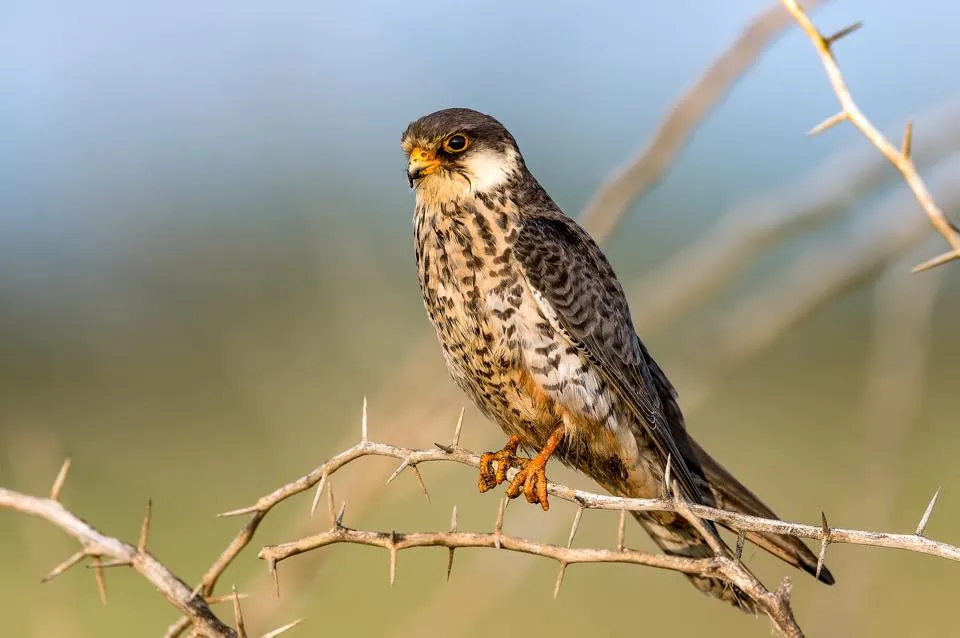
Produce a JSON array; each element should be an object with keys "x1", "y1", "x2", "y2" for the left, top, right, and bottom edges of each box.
[{"x1": 2, "y1": 0, "x2": 959, "y2": 636}]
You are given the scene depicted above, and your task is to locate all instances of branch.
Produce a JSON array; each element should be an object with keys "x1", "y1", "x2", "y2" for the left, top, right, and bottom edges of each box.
[
  {"x1": 577, "y1": 0, "x2": 832, "y2": 242},
  {"x1": 258, "y1": 516, "x2": 799, "y2": 637},
  {"x1": 672, "y1": 157, "x2": 960, "y2": 412},
  {"x1": 781, "y1": 0, "x2": 960, "y2": 269},
  {"x1": 0, "y1": 461, "x2": 237, "y2": 638},
  {"x1": 629, "y1": 98, "x2": 960, "y2": 333},
  {"x1": 224, "y1": 434, "x2": 958, "y2": 564}
]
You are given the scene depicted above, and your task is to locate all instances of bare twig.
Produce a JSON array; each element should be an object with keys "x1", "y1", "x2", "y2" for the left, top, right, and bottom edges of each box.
[
  {"x1": 578, "y1": 0, "x2": 831, "y2": 242},
  {"x1": 781, "y1": 0, "x2": 960, "y2": 269}
]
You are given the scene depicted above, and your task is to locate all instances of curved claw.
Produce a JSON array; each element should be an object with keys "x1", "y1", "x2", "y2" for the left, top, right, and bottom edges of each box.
[
  {"x1": 478, "y1": 436, "x2": 523, "y2": 493},
  {"x1": 506, "y1": 456, "x2": 551, "y2": 510}
]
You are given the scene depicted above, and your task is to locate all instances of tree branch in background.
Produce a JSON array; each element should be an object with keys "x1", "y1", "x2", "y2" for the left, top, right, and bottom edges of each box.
[
  {"x1": 577, "y1": 0, "x2": 831, "y2": 242},
  {"x1": 673, "y1": 157, "x2": 960, "y2": 412},
  {"x1": 630, "y1": 98, "x2": 960, "y2": 333},
  {"x1": 781, "y1": 0, "x2": 960, "y2": 270}
]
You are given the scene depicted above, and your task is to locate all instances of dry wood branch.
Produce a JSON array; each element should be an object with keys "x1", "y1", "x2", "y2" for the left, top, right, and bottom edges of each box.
[
  {"x1": 0, "y1": 486, "x2": 237, "y2": 638},
  {"x1": 577, "y1": 0, "x2": 831, "y2": 242},
  {"x1": 781, "y1": 0, "x2": 960, "y2": 269},
  {"x1": 236, "y1": 436, "x2": 960, "y2": 565}
]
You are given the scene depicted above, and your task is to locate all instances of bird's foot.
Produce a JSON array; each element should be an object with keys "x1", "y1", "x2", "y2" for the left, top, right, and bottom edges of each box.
[
  {"x1": 505, "y1": 426, "x2": 564, "y2": 511},
  {"x1": 478, "y1": 435, "x2": 524, "y2": 493}
]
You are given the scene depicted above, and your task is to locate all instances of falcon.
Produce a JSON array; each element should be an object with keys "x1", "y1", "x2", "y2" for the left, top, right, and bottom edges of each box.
[{"x1": 402, "y1": 107, "x2": 834, "y2": 610}]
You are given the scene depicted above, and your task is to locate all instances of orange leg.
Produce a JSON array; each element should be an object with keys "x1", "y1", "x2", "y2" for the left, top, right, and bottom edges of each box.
[
  {"x1": 478, "y1": 435, "x2": 523, "y2": 493},
  {"x1": 505, "y1": 426, "x2": 564, "y2": 511}
]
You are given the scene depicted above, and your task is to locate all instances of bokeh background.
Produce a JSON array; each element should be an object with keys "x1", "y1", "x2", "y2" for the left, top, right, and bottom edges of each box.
[{"x1": 2, "y1": 0, "x2": 959, "y2": 636}]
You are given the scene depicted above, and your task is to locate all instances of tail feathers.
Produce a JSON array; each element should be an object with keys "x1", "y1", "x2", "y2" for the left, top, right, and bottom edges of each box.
[
  {"x1": 692, "y1": 440, "x2": 836, "y2": 586},
  {"x1": 631, "y1": 511, "x2": 759, "y2": 613}
]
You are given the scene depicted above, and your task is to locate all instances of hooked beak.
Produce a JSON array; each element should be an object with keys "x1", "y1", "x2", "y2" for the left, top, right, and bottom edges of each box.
[{"x1": 407, "y1": 146, "x2": 441, "y2": 187}]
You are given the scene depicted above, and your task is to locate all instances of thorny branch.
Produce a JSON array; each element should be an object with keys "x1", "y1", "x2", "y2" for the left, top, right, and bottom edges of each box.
[
  {"x1": 4, "y1": 403, "x2": 957, "y2": 637},
  {"x1": 781, "y1": 0, "x2": 960, "y2": 270},
  {"x1": 0, "y1": 460, "x2": 300, "y2": 638},
  {"x1": 215, "y1": 403, "x2": 952, "y2": 636},
  {"x1": 0, "y1": 461, "x2": 236, "y2": 638}
]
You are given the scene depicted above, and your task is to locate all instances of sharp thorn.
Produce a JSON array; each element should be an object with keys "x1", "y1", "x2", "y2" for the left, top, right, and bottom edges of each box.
[
  {"x1": 138, "y1": 499, "x2": 153, "y2": 553},
  {"x1": 825, "y1": 21, "x2": 864, "y2": 45},
  {"x1": 50, "y1": 458, "x2": 72, "y2": 501},
  {"x1": 92, "y1": 556, "x2": 108, "y2": 605},
  {"x1": 205, "y1": 592, "x2": 250, "y2": 605},
  {"x1": 385, "y1": 459, "x2": 410, "y2": 486},
  {"x1": 446, "y1": 506, "x2": 457, "y2": 581},
  {"x1": 913, "y1": 249, "x2": 960, "y2": 273},
  {"x1": 336, "y1": 501, "x2": 347, "y2": 528},
  {"x1": 434, "y1": 442, "x2": 454, "y2": 454},
  {"x1": 261, "y1": 619, "x2": 304, "y2": 638},
  {"x1": 309, "y1": 474, "x2": 327, "y2": 517},
  {"x1": 232, "y1": 585, "x2": 247, "y2": 638},
  {"x1": 451, "y1": 407, "x2": 465, "y2": 448},
  {"x1": 40, "y1": 550, "x2": 87, "y2": 583},
  {"x1": 410, "y1": 465, "x2": 431, "y2": 503},
  {"x1": 389, "y1": 531, "x2": 398, "y2": 586},
  {"x1": 567, "y1": 505, "x2": 584, "y2": 548},
  {"x1": 553, "y1": 562, "x2": 568, "y2": 600},
  {"x1": 902, "y1": 120, "x2": 914, "y2": 159},
  {"x1": 361, "y1": 396, "x2": 369, "y2": 442},
  {"x1": 617, "y1": 510, "x2": 627, "y2": 551},
  {"x1": 806, "y1": 111, "x2": 847, "y2": 136},
  {"x1": 87, "y1": 559, "x2": 130, "y2": 569},
  {"x1": 268, "y1": 559, "x2": 280, "y2": 598},
  {"x1": 327, "y1": 480, "x2": 336, "y2": 527},
  {"x1": 916, "y1": 486, "x2": 942, "y2": 536},
  {"x1": 494, "y1": 497, "x2": 507, "y2": 549},
  {"x1": 218, "y1": 505, "x2": 259, "y2": 518},
  {"x1": 816, "y1": 512, "x2": 831, "y2": 579}
]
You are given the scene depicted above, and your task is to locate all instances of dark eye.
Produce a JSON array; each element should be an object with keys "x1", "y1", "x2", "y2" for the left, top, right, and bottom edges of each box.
[{"x1": 443, "y1": 134, "x2": 469, "y2": 153}]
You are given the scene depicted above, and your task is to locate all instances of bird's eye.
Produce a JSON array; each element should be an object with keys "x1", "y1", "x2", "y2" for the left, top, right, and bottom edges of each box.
[{"x1": 443, "y1": 134, "x2": 470, "y2": 153}]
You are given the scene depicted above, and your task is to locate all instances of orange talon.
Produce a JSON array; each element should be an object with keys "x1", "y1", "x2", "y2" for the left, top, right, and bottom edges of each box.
[
  {"x1": 504, "y1": 426, "x2": 564, "y2": 511},
  {"x1": 478, "y1": 435, "x2": 522, "y2": 493}
]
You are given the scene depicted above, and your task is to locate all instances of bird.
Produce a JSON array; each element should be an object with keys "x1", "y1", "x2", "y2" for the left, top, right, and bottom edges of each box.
[{"x1": 401, "y1": 107, "x2": 834, "y2": 611}]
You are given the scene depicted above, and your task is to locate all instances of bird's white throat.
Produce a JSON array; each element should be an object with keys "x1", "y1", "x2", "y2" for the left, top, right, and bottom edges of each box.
[{"x1": 415, "y1": 148, "x2": 519, "y2": 205}]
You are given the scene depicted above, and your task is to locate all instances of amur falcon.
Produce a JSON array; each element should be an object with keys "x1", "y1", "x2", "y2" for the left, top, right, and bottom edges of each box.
[{"x1": 402, "y1": 107, "x2": 834, "y2": 611}]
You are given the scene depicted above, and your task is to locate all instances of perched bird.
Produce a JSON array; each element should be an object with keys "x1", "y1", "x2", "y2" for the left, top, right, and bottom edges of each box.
[{"x1": 402, "y1": 107, "x2": 833, "y2": 611}]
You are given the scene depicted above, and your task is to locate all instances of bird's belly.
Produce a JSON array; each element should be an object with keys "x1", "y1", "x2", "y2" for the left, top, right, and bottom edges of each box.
[{"x1": 432, "y1": 283, "x2": 625, "y2": 443}]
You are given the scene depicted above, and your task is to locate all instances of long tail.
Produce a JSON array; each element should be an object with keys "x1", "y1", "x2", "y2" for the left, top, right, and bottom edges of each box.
[
  {"x1": 630, "y1": 509, "x2": 760, "y2": 613},
  {"x1": 613, "y1": 443, "x2": 833, "y2": 613},
  {"x1": 691, "y1": 439, "x2": 835, "y2": 586}
]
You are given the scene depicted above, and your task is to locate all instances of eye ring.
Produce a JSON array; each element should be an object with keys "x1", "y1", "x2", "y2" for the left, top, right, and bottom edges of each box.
[{"x1": 442, "y1": 134, "x2": 470, "y2": 153}]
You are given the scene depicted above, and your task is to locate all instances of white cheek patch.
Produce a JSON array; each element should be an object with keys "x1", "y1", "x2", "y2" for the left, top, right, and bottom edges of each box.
[{"x1": 461, "y1": 148, "x2": 517, "y2": 193}]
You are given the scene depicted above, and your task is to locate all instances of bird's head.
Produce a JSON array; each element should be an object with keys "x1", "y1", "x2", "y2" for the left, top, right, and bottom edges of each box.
[{"x1": 401, "y1": 108, "x2": 523, "y2": 201}]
